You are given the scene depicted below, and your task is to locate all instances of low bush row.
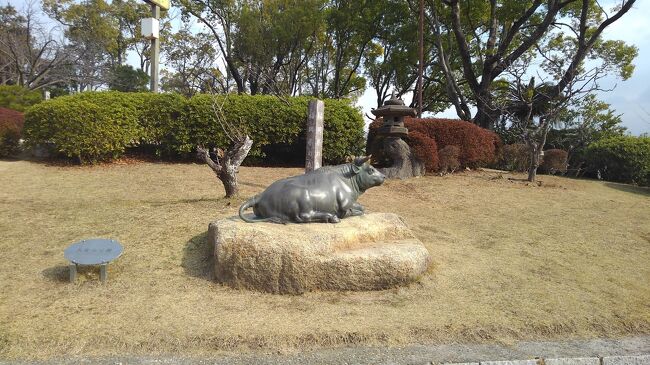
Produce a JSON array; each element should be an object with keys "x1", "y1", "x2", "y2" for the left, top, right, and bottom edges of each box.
[
  {"x1": 367, "y1": 118, "x2": 501, "y2": 173},
  {"x1": 585, "y1": 135, "x2": 650, "y2": 186},
  {"x1": 497, "y1": 138, "x2": 649, "y2": 186},
  {"x1": 24, "y1": 92, "x2": 365, "y2": 164}
]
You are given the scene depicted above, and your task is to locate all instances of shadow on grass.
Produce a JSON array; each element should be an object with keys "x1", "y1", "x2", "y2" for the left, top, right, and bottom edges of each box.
[
  {"x1": 41, "y1": 265, "x2": 69, "y2": 282},
  {"x1": 144, "y1": 197, "x2": 223, "y2": 207},
  {"x1": 181, "y1": 231, "x2": 214, "y2": 282},
  {"x1": 41, "y1": 264, "x2": 101, "y2": 283},
  {"x1": 239, "y1": 180, "x2": 267, "y2": 190},
  {"x1": 604, "y1": 182, "x2": 650, "y2": 196}
]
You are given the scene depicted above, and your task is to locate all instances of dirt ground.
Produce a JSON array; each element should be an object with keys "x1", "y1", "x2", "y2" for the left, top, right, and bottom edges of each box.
[{"x1": 0, "y1": 160, "x2": 648, "y2": 360}]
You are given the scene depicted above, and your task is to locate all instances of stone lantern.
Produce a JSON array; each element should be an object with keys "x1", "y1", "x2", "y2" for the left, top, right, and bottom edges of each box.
[
  {"x1": 371, "y1": 95, "x2": 424, "y2": 179},
  {"x1": 371, "y1": 95, "x2": 416, "y2": 138}
]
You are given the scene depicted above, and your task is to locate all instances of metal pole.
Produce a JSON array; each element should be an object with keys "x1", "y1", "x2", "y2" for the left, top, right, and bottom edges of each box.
[
  {"x1": 150, "y1": 4, "x2": 160, "y2": 93},
  {"x1": 418, "y1": 0, "x2": 424, "y2": 118}
]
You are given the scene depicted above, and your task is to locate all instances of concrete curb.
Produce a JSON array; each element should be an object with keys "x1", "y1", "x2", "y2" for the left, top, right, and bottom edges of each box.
[
  {"x1": 443, "y1": 356, "x2": 650, "y2": 365},
  {"x1": 2, "y1": 337, "x2": 648, "y2": 365}
]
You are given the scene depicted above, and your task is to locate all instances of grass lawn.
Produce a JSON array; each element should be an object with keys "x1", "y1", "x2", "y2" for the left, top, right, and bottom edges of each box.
[{"x1": 0, "y1": 160, "x2": 648, "y2": 360}]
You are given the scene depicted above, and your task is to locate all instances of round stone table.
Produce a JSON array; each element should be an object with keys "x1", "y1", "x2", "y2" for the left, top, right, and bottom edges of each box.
[{"x1": 64, "y1": 238, "x2": 123, "y2": 283}]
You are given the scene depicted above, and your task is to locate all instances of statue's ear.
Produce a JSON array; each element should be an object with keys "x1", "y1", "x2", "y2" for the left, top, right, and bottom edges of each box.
[{"x1": 351, "y1": 163, "x2": 361, "y2": 174}]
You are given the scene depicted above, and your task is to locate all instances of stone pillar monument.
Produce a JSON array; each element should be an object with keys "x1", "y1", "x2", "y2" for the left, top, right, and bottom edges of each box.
[{"x1": 305, "y1": 99, "x2": 324, "y2": 172}]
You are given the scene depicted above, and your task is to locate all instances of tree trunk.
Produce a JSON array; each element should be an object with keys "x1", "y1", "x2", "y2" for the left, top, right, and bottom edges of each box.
[
  {"x1": 197, "y1": 136, "x2": 253, "y2": 198},
  {"x1": 220, "y1": 165, "x2": 240, "y2": 197},
  {"x1": 474, "y1": 91, "x2": 500, "y2": 129},
  {"x1": 527, "y1": 143, "x2": 540, "y2": 182}
]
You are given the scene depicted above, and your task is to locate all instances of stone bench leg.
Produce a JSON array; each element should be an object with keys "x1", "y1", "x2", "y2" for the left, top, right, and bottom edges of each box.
[
  {"x1": 69, "y1": 263, "x2": 77, "y2": 283},
  {"x1": 100, "y1": 263, "x2": 107, "y2": 282}
]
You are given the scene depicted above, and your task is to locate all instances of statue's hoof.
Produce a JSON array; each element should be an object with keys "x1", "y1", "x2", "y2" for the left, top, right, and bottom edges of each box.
[{"x1": 329, "y1": 216, "x2": 341, "y2": 223}]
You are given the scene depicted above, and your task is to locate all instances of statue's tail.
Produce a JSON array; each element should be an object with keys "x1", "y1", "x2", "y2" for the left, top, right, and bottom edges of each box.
[
  {"x1": 238, "y1": 196, "x2": 259, "y2": 223},
  {"x1": 238, "y1": 195, "x2": 286, "y2": 224}
]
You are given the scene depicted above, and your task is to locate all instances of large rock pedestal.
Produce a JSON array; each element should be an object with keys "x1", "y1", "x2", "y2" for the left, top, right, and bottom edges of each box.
[
  {"x1": 380, "y1": 136, "x2": 425, "y2": 179},
  {"x1": 208, "y1": 213, "x2": 431, "y2": 294}
]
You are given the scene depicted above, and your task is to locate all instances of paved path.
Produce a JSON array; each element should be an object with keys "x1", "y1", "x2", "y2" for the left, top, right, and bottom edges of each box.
[{"x1": 2, "y1": 336, "x2": 649, "y2": 365}]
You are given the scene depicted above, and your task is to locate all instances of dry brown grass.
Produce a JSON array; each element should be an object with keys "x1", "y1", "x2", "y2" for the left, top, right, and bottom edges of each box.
[{"x1": 0, "y1": 160, "x2": 649, "y2": 360}]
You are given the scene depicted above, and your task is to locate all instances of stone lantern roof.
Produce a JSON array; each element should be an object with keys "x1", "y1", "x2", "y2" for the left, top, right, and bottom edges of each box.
[
  {"x1": 371, "y1": 95, "x2": 417, "y2": 118},
  {"x1": 371, "y1": 95, "x2": 415, "y2": 138}
]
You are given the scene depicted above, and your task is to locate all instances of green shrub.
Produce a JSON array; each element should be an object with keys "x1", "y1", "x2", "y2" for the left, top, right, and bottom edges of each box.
[
  {"x1": 24, "y1": 93, "x2": 143, "y2": 163},
  {"x1": 585, "y1": 135, "x2": 650, "y2": 186},
  {"x1": 0, "y1": 85, "x2": 41, "y2": 112},
  {"x1": 23, "y1": 91, "x2": 364, "y2": 164},
  {"x1": 176, "y1": 94, "x2": 364, "y2": 164},
  {"x1": 138, "y1": 93, "x2": 188, "y2": 157}
]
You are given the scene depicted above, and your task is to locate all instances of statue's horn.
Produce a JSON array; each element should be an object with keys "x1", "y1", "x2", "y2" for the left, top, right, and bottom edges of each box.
[{"x1": 361, "y1": 154, "x2": 372, "y2": 164}]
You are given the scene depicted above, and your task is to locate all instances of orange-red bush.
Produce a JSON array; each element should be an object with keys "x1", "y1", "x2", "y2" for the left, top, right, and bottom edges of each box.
[
  {"x1": 0, "y1": 107, "x2": 24, "y2": 157},
  {"x1": 540, "y1": 149, "x2": 568, "y2": 174},
  {"x1": 367, "y1": 119, "x2": 439, "y2": 172},
  {"x1": 438, "y1": 145, "x2": 461, "y2": 174},
  {"x1": 499, "y1": 143, "x2": 530, "y2": 172},
  {"x1": 405, "y1": 131, "x2": 438, "y2": 172},
  {"x1": 405, "y1": 118, "x2": 501, "y2": 168}
]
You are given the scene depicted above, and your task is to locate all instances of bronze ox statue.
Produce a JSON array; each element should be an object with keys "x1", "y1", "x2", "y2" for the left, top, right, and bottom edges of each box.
[{"x1": 239, "y1": 156, "x2": 385, "y2": 223}]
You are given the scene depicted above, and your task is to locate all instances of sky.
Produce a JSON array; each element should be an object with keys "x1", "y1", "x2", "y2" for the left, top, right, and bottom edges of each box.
[{"x1": 7, "y1": 0, "x2": 650, "y2": 135}]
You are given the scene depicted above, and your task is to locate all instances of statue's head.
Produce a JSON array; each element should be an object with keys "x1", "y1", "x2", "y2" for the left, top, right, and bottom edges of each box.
[{"x1": 350, "y1": 155, "x2": 385, "y2": 189}]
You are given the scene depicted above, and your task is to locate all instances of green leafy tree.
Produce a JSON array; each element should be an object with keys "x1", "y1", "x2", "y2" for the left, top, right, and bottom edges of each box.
[
  {"x1": 160, "y1": 28, "x2": 223, "y2": 96},
  {"x1": 545, "y1": 94, "x2": 626, "y2": 175},
  {"x1": 363, "y1": 0, "x2": 418, "y2": 107},
  {"x1": 43, "y1": 0, "x2": 166, "y2": 89},
  {"x1": 108, "y1": 65, "x2": 149, "y2": 92},
  {"x1": 428, "y1": 0, "x2": 638, "y2": 130},
  {"x1": 176, "y1": 0, "x2": 246, "y2": 93}
]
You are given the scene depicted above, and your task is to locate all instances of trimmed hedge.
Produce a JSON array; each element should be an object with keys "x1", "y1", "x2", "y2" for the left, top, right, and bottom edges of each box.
[
  {"x1": 367, "y1": 118, "x2": 501, "y2": 172},
  {"x1": 406, "y1": 118, "x2": 501, "y2": 168},
  {"x1": 23, "y1": 92, "x2": 365, "y2": 164},
  {"x1": 405, "y1": 131, "x2": 439, "y2": 172},
  {"x1": 438, "y1": 145, "x2": 461, "y2": 174},
  {"x1": 499, "y1": 143, "x2": 530, "y2": 172},
  {"x1": 540, "y1": 149, "x2": 568, "y2": 175},
  {"x1": 585, "y1": 135, "x2": 650, "y2": 186},
  {"x1": 24, "y1": 92, "x2": 144, "y2": 163},
  {"x1": 0, "y1": 107, "x2": 24, "y2": 157}
]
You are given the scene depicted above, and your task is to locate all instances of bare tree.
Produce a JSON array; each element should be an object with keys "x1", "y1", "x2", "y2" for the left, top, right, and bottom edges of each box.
[
  {"x1": 0, "y1": 2, "x2": 74, "y2": 90},
  {"x1": 494, "y1": 51, "x2": 616, "y2": 182},
  {"x1": 196, "y1": 94, "x2": 253, "y2": 198}
]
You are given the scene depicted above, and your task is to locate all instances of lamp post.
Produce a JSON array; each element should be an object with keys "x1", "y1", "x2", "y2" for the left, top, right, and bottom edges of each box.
[{"x1": 141, "y1": 0, "x2": 169, "y2": 92}]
